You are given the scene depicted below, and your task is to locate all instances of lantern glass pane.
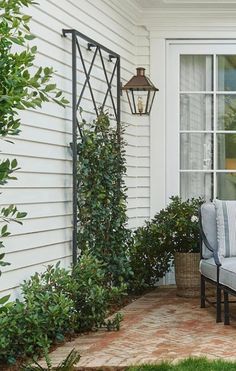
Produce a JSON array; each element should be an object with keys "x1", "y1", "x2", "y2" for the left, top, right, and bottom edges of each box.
[
  {"x1": 126, "y1": 90, "x2": 136, "y2": 114},
  {"x1": 132, "y1": 91, "x2": 148, "y2": 115},
  {"x1": 125, "y1": 88, "x2": 156, "y2": 115},
  {"x1": 146, "y1": 90, "x2": 155, "y2": 114}
]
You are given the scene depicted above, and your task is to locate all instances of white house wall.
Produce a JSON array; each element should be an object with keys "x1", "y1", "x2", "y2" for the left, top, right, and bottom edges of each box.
[
  {"x1": 3, "y1": 1, "x2": 236, "y2": 295},
  {"x1": 0, "y1": 0, "x2": 151, "y2": 298}
]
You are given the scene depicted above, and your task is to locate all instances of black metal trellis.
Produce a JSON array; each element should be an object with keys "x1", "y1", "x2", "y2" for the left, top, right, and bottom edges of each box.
[{"x1": 62, "y1": 29, "x2": 121, "y2": 266}]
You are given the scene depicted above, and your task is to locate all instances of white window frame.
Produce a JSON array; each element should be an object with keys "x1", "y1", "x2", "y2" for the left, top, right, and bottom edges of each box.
[{"x1": 166, "y1": 40, "x2": 236, "y2": 203}]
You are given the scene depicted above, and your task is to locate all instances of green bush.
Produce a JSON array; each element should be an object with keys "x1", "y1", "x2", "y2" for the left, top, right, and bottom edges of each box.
[
  {"x1": 73, "y1": 253, "x2": 126, "y2": 331},
  {"x1": 21, "y1": 268, "x2": 77, "y2": 340},
  {"x1": 0, "y1": 272, "x2": 76, "y2": 364},
  {"x1": 0, "y1": 300, "x2": 51, "y2": 364},
  {"x1": 129, "y1": 196, "x2": 203, "y2": 292},
  {"x1": 129, "y1": 222, "x2": 172, "y2": 292},
  {"x1": 0, "y1": 254, "x2": 125, "y2": 366},
  {"x1": 77, "y1": 113, "x2": 132, "y2": 286},
  {"x1": 30, "y1": 253, "x2": 126, "y2": 332},
  {"x1": 42, "y1": 253, "x2": 113, "y2": 332},
  {"x1": 151, "y1": 196, "x2": 202, "y2": 254},
  {"x1": 73, "y1": 252, "x2": 115, "y2": 331}
]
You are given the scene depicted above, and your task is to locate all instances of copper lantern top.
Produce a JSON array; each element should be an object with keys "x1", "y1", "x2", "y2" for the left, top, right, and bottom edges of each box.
[{"x1": 122, "y1": 67, "x2": 159, "y2": 91}]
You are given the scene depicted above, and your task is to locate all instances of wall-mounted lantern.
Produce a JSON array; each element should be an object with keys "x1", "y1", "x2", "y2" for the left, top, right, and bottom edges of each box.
[{"x1": 122, "y1": 67, "x2": 159, "y2": 115}]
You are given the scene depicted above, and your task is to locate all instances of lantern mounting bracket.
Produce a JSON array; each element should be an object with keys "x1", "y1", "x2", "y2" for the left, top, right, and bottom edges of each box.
[{"x1": 87, "y1": 42, "x2": 96, "y2": 51}]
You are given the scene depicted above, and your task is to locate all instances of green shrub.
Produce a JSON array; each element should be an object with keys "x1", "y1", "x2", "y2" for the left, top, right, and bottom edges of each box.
[
  {"x1": 21, "y1": 269, "x2": 76, "y2": 340},
  {"x1": 73, "y1": 253, "x2": 126, "y2": 331},
  {"x1": 31, "y1": 254, "x2": 126, "y2": 332},
  {"x1": 152, "y1": 196, "x2": 202, "y2": 254},
  {"x1": 129, "y1": 222, "x2": 172, "y2": 292},
  {"x1": 72, "y1": 252, "x2": 112, "y2": 331},
  {"x1": 0, "y1": 254, "x2": 125, "y2": 365},
  {"x1": 21, "y1": 255, "x2": 111, "y2": 333},
  {"x1": 45, "y1": 253, "x2": 111, "y2": 332},
  {"x1": 129, "y1": 196, "x2": 203, "y2": 292},
  {"x1": 0, "y1": 272, "x2": 76, "y2": 364},
  {"x1": 0, "y1": 299, "x2": 52, "y2": 364},
  {"x1": 77, "y1": 113, "x2": 132, "y2": 286}
]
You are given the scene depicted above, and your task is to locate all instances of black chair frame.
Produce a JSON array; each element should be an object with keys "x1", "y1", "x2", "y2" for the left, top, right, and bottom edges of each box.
[
  {"x1": 199, "y1": 207, "x2": 236, "y2": 325},
  {"x1": 199, "y1": 207, "x2": 222, "y2": 323}
]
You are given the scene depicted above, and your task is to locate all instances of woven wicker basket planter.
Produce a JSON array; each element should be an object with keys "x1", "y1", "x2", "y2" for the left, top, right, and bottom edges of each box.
[{"x1": 174, "y1": 252, "x2": 200, "y2": 298}]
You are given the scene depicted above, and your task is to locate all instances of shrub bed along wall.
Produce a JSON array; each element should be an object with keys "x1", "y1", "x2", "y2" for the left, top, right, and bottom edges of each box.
[{"x1": 0, "y1": 252, "x2": 125, "y2": 366}]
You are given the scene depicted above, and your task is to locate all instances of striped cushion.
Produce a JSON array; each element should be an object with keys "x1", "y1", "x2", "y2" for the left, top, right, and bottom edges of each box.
[{"x1": 214, "y1": 200, "x2": 236, "y2": 258}]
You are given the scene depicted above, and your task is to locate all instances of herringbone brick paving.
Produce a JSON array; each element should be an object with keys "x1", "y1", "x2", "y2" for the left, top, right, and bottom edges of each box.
[{"x1": 41, "y1": 288, "x2": 236, "y2": 370}]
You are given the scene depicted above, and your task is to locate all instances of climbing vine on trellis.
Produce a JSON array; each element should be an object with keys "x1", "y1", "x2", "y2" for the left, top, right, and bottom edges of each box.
[{"x1": 77, "y1": 113, "x2": 132, "y2": 286}]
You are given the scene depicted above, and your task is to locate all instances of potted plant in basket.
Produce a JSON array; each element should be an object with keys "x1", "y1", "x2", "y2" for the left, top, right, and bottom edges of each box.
[{"x1": 155, "y1": 196, "x2": 203, "y2": 297}]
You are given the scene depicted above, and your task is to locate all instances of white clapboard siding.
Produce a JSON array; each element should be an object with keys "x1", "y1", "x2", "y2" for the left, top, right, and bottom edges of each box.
[
  {"x1": 4, "y1": 172, "x2": 72, "y2": 189},
  {"x1": 1, "y1": 215, "x2": 72, "y2": 236},
  {"x1": 127, "y1": 167, "x2": 149, "y2": 178},
  {"x1": 1, "y1": 155, "x2": 72, "y2": 175},
  {"x1": 2, "y1": 241, "x2": 72, "y2": 274},
  {"x1": 1, "y1": 138, "x2": 71, "y2": 161},
  {"x1": 126, "y1": 155, "x2": 149, "y2": 168},
  {"x1": 4, "y1": 227, "x2": 72, "y2": 254},
  {"x1": 132, "y1": 24, "x2": 151, "y2": 227},
  {"x1": 0, "y1": 0, "x2": 151, "y2": 296},
  {"x1": 1, "y1": 257, "x2": 72, "y2": 300},
  {"x1": 18, "y1": 110, "x2": 71, "y2": 132},
  {"x1": 1, "y1": 188, "x2": 72, "y2": 209}
]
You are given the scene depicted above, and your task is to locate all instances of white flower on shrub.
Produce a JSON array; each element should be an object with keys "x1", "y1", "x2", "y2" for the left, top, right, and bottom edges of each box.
[{"x1": 191, "y1": 215, "x2": 198, "y2": 223}]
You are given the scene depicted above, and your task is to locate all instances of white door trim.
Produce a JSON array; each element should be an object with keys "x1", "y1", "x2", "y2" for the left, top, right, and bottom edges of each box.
[
  {"x1": 150, "y1": 38, "x2": 236, "y2": 219},
  {"x1": 166, "y1": 41, "x2": 236, "y2": 202}
]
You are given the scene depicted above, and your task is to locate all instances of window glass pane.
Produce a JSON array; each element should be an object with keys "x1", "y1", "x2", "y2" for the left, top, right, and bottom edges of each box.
[
  {"x1": 217, "y1": 55, "x2": 236, "y2": 91},
  {"x1": 217, "y1": 173, "x2": 236, "y2": 199},
  {"x1": 217, "y1": 134, "x2": 236, "y2": 170},
  {"x1": 180, "y1": 94, "x2": 213, "y2": 130},
  {"x1": 217, "y1": 94, "x2": 236, "y2": 130},
  {"x1": 180, "y1": 172, "x2": 213, "y2": 200},
  {"x1": 180, "y1": 133, "x2": 213, "y2": 170},
  {"x1": 180, "y1": 55, "x2": 213, "y2": 91}
]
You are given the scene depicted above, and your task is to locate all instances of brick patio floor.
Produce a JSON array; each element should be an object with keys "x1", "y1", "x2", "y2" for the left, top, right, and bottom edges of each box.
[{"x1": 42, "y1": 287, "x2": 236, "y2": 370}]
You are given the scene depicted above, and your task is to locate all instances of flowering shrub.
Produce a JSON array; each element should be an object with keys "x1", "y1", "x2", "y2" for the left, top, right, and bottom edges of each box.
[
  {"x1": 129, "y1": 196, "x2": 203, "y2": 292},
  {"x1": 153, "y1": 196, "x2": 203, "y2": 254}
]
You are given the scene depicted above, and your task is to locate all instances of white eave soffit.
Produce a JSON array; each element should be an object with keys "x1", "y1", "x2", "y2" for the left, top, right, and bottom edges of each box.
[
  {"x1": 128, "y1": 0, "x2": 236, "y2": 28},
  {"x1": 130, "y1": 0, "x2": 236, "y2": 12},
  {"x1": 165, "y1": 0, "x2": 236, "y2": 3}
]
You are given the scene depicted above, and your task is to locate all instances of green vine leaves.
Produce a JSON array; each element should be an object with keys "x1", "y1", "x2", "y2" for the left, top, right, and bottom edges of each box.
[
  {"x1": 0, "y1": 0, "x2": 68, "y2": 139},
  {"x1": 77, "y1": 113, "x2": 132, "y2": 286}
]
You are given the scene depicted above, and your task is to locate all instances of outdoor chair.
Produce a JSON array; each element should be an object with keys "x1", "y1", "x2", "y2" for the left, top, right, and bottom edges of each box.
[{"x1": 199, "y1": 200, "x2": 236, "y2": 325}]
